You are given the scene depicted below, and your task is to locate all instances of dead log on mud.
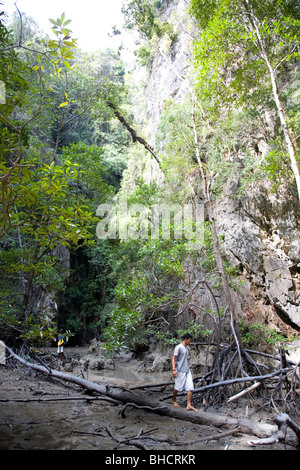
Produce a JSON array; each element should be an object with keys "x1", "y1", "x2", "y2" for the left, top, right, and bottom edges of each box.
[
  {"x1": 6, "y1": 346, "x2": 277, "y2": 439},
  {"x1": 275, "y1": 413, "x2": 300, "y2": 445},
  {"x1": 248, "y1": 413, "x2": 300, "y2": 447}
]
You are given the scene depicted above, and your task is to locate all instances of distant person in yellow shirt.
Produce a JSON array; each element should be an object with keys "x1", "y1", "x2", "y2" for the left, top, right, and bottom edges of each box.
[{"x1": 57, "y1": 329, "x2": 65, "y2": 362}]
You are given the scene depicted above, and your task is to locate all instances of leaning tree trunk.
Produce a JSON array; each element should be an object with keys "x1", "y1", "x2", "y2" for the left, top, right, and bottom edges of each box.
[
  {"x1": 191, "y1": 97, "x2": 245, "y2": 377},
  {"x1": 191, "y1": 97, "x2": 235, "y2": 318}
]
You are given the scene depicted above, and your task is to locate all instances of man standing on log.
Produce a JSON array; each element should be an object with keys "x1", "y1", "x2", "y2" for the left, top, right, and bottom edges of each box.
[{"x1": 172, "y1": 333, "x2": 198, "y2": 412}]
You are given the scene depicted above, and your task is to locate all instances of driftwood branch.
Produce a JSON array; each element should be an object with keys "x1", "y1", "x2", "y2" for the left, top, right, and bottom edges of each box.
[
  {"x1": 129, "y1": 381, "x2": 173, "y2": 391},
  {"x1": 104, "y1": 424, "x2": 148, "y2": 450},
  {"x1": 248, "y1": 412, "x2": 300, "y2": 447},
  {"x1": 119, "y1": 402, "x2": 168, "y2": 418},
  {"x1": 227, "y1": 382, "x2": 261, "y2": 403},
  {"x1": 275, "y1": 413, "x2": 300, "y2": 444},
  {"x1": 75, "y1": 425, "x2": 240, "y2": 448}
]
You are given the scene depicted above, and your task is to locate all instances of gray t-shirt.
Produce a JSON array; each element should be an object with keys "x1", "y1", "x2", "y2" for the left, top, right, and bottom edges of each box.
[{"x1": 173, "y1": 343, "x2": 190, "y2": 373}]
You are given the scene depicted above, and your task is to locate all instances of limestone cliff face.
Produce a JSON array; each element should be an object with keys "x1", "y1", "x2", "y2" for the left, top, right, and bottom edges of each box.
[
  {"x1": 142, "y1": 0, "x2": 300, "y2": 339},
  {"x1": 215, "y1": 178, "x2": 300, "y2": 334},
  {"x1": 145, "y1": 0, "x2": 193, "y2": 143}
]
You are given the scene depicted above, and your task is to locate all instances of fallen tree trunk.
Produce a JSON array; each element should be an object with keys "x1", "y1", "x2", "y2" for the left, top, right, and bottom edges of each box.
[{"x1": 7, "y1": 346, "x2": 277, "y2": 438}]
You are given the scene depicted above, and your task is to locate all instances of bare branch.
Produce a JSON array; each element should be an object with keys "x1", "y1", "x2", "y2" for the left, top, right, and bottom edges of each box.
[{"x1": 106, "y1": 100, "x2": 162, "y2": 168}]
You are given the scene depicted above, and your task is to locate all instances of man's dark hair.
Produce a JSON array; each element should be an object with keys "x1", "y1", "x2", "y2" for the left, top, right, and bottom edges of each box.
[{"x1": 182, "y1": 333, "x2": 192, "y2": 340}]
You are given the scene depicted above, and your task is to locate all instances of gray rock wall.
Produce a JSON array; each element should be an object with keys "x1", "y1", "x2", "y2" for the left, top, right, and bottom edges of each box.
[
  {"x1": 215, "y1": 178, "x2": 300, "y2": 333},
  {"x1": 145, "y1": 0, "x2": 194, "y2": 143}
]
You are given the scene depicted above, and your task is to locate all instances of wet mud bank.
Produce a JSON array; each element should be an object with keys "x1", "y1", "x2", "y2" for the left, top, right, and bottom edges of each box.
[
  {"x1": 0, "y1": 365, "x2": 215, "y2": 451},
  {"x1": 0, "y1": 347, "x2": 297, "y2": 451}
]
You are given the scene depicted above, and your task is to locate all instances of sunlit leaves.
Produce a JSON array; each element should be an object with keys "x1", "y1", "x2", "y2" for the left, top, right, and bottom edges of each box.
[{"x1": 32, "y1": 13, "x2": 77, "y2": 76}]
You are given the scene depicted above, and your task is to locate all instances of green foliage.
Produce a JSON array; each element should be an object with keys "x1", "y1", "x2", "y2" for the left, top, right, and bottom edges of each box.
[
  {"x1": 262, "y1": 139, "x2": 297, "y2": 192},
  {"x1": 134, "y1": 44, "x2": 154, "y2": 67},
  {"x1": 155, "y1": 100, "x2": 198, "y2": 202},
  {"x1": 239, "y1": 319, "x2": 296, "y2": 352},
  {"x1": 100, "y1": 94, "x2": 243, "y2": 354},
  {"x1": 19, "y1": 323, "x2": 58, "y2": 344},
  {"x1": 192, "y1": 1, "x2": 278, "y2": 112},
  {"x1": 43, "y1": 12, "x2": 77, "y2": 72},
  {"x1": 3, "y1": 1, "x2": 297, "y2": 353},
  {"x1": 101, "y1": 221, "x2": 233, "y2": 353},
  {"x1": 123, "y1": 0, "x2": 178, "y2": 41},
  {"x1": 0, "y1": 12, "x2": 130, "y2": 345},
  {"x1": 0, "y1": 301, "x2": 74, "y2": 346},
  {"x1": 57, "y1": 240, "x2": 122, "y2": 342},
  {"x1": 104, "y1": 307, "x2": 148, "y2": 354},
  {"x1": 59, "y1": 142, "x2": 114, "y2": 205},
  {"x1": 0, "y1": 156, "x2": 97, "y2": 247},
  {"x1": 20, "y1": 322, "x2": 73, "y2": 346},
  {"x1": 122, "y1": 0, "x2": 178, "y2": 66},
  {"x1": 190, "y1": 0, "x2": 300, "y2": 116},
  {"x1": 190, "y1": 0, "x2": 300, "y2": 194},
  {"x1": 156, "y1": 321, "x2": 213, "y2": 345},
  {"x1": 102, "y1": 237, "x2": 189, "y2": 353}
]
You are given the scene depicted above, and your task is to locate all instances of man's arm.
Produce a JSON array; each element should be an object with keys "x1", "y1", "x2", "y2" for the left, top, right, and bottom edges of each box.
[{"x1": 172, "y1": 355, "x2": 177, "y2": 378}]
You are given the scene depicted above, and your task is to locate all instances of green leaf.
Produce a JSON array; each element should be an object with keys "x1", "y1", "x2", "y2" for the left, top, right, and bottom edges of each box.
[{"x1": 63, "y1": 61, "x2": 71, "y2": 69}]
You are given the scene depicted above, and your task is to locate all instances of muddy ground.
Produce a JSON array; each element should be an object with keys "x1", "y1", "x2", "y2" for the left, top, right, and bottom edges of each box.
[{"x1": 0, "y1": 347, "x2": 298, "y2": 452}]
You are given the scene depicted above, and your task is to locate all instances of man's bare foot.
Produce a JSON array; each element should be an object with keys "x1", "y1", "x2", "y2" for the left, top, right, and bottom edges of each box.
[
  {"x1": 173, "y1": 401, "x2": 180, "y2": 408},
  {"x1": 186, "y1": 405, "x2": 198, "y2": 412}
]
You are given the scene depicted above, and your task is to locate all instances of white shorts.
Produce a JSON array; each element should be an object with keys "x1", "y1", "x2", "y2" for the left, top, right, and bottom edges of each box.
[
  {"x1": 174, "y1": 371, "x2": 194, "y2": 392},
  {"x1": 57, "y1": 346, "x2": 64, "y2": 353}
]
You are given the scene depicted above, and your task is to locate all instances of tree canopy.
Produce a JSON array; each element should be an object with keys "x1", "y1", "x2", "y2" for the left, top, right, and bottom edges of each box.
[
  {"x1": 0, "y1": 10, "x2": 129, "y2": 343},
  {"x1": 0, "y1": 2, "x2": 298, "y2": 354},
  {"x1": 190, "y1": 0, "x2": 300, "y2": 199}
]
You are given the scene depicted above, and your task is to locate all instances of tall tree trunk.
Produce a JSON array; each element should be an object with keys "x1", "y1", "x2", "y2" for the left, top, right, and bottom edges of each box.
[
  {"x1": 191, "y1": 97, "x2": 245, "y2": 371},
  {"x1": 242, "y1": 0, "x2": 300, "y2": 203}
]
